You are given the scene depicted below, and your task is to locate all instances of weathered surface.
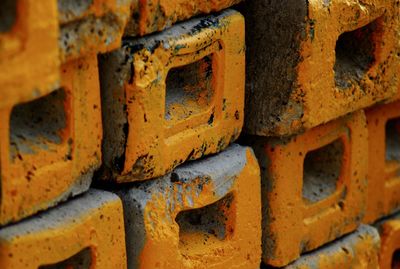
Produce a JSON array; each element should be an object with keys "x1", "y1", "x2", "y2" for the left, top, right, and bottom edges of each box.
[
  {"x1": 98, "y1": 10, "x2": 245, "y2": 182},
  {"x1": 116, "y1": 144, "x2": 261, "y2": 269},
  {"x1": 124, "y1": 0, "x2": 242, "y2": 36},
  {"x1": 0, "y1": 0, "x2": 60, "y2": 108},
  {"x1": 243, "y1": 0, "x2": 400, "y2": 136},
  {"x1": 0, "y1": 55, "x2": 102, "y2": 225},
  {"x1": 281, "y1": 225, "x2": 380, "y2": 269},
  {"x1": 0, "y1": 189, "x2": 127, "y2": 269},
  {"x1": 247, "y1": 110, "x2": 368, "y2": 266},
  {"x1": 58, "y1": 0, "x2": 132, "y2": 62},
  {"x1": 364, "y1": 101, "x2": 400, "y2": 223}
]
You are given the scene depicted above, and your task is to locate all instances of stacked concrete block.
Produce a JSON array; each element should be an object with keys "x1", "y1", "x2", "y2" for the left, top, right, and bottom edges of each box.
[
  {"x1": 99, "y1": 10, "x2": 245, "y2": 182},
  {"x1": 243, "y1": 0, "x2": 400, "y2": 136},
  {"x1": 248, "y1": 111, "x2": 368, "y2": 266},
  {"x1": 364, "y1": 101, "x2": 400, "y2": 223},
  {"x1": 124, "y1": 0, "x2": 242, "y2": 36},
  {"x1": 116, "y1": 144, "x2": 261, "y2": 269},
  {"x1": 0, "y1": 189, "x2": 127, "y2": 269},
  {"x1": 277, "y1": 225, "x2": 380, "y2": 269},
  {"x1": 376, "y1": 212, "x2": 400, "y2": 269}
]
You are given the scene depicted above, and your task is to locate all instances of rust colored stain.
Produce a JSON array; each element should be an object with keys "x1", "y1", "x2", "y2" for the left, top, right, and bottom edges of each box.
[
  {"x1": 0, "y1": 190, "x2": 127, "y2": 269},
  {"x1": 364, "y1": 101, "x2": 400, "y2": 223},
  {"x1": 0, "y1": 54, "x2": 102, "y2": 225},
  {"x1": 376, "y1": 212, "x2": 400, "y2": 269},
  {"x1": 250, "y1": 110, "x2": 368, "y2": 266}
]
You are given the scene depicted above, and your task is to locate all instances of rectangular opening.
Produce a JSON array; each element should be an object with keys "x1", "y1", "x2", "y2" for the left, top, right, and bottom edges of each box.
[
  {"x1": 175, "y1": 193, "x2": 234, "y2": 253},
  {"x1": 9, "y1": 89, "x2": 68, "y2": 161},
  {"x1": 58, "y1": 0, "x2": 93, "y2": 22},
  {"x1": 0, "y1": 0, "x2": 17, "y2": 33},
  {"x1": 334, "y1": 17, "x2": 381, "y2": 88},
  {"x1": 165, "y1": 55, "x2": 214, "y2": 122},
  {"x1": 39, "y1": 247, "x2": 92, "y2": 269},
  {"x1": 303, "y1": 139, "x2": 344, "y2": 204},
  {"x1": 386, "y1": 118, "x2": 400, "y2": 162}
]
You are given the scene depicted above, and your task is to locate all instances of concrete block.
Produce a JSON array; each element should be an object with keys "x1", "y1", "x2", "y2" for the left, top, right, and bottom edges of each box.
[
  {"x1": 0, "y1": 0, "x2": 60, "y2": 108},
  {"x1": 0, "y1": 54, "x2": 102, "y2": 225},
  {"x1": 99, "y1": 10, "x2": 245, "y2": 182},
  {"x1": 117, "y1": 144, "x2": 261, "y2": 269},
  {"x1": 58, "y1": 0, "x2": 132, "y2": 61},
  {"x1": 124, "y1": 0, "x2": 242, "y2": 36},
  {"x1": 376, "y1": 212, "x2": 400, "y2": 269},
  {"x1": 0, "y1": 189, "x2": 127, "y2": 269},
  {"x1": 243, "y1": 0, "x2": 400, "y2": 136},
  {"x1": 249, "y1": 110, "x2": 368, "y2": 266},
  {"x1": 278, "y1": 225, "x2": 380, "y2": 269},
  {"x1": 364, "y1": 101, "x2": 400, "y2": 223}
]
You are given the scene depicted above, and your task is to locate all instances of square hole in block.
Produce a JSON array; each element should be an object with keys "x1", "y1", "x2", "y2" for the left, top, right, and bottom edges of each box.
[
  {"x1": 165, "y1": 55, "x2": 214, "y2": 122},
  {"x1": 58, "y1": 0, "x2": 93, "y2": 22},
  {"x1": 303, "y1": 139, "x2": 344, "y2": 204},
  {"x1": 386, "y1": 118, "x2": 400, "y2": 162},
  {"x1": 39, "y1": 247, "x2": 92, "y2": 269},
  {"x1": 334, "y1": 17, "x2": 381, "y2": 88},
  {"x1": 392, "y1": 249, "x2": 400, "y2": 269},
  {"x1": 9, "y1": 89, "x2": 68, "y2": 161},
  {"x1": 176, "y1": 193, "x2": 234, "y2": 253},
  {"x1": 0, "y1": 0, "x2": 17, "y2": 33}
]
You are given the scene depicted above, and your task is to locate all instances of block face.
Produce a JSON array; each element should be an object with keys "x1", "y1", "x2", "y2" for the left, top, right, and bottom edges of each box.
[
  {"x1": 0, "y1": 0, "x2": 60, "y2": 108},
  {"x1": 249, "y1": 111, "x2": 368, "y2": 266},
  {"x1": 282, "y1": 225, "x2": 380, "y2": 269},
  {"x1": 0, "y1": 189, "x2": 127, "y2": 269},
  {"x1": 99, "y1": 10, "x2": 245, "y2": 182},
  {"x1": 243, "y1": 0, "x2": 400, "y2": 136},
  {"x1": 376, "y1": 212, "x2": 400, "y2": 269},
  {"x1": 0, "y1": 54, "x2": 102, "y2": 225},
  {"x1": 364, "y1": 101, "x2": 400, "y2": 223},
  {"x1": 58, "y1": 0, "x2": 132, "y2": 61},
  {"x1": 117, "y1": 144, "x2": 261, "y2": 269},
  {"x1": 124, "y1": 0, "x2": 242, "y2": 36}
]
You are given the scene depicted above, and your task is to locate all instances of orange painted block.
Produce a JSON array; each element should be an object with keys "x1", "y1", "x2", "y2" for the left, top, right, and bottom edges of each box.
[
  {"x1": 58, "y1": 0, "x2": 132, "y2": 61},
  {"x1": 0, "y1": 0, "x2": 60, "y2": 108},
  {"x1": 117, "y1": 144, "x2": 261, "y2": 269},
  {"x1": 376, "y1": 212, "x2": 400, "y2": 269},
  {"x1": 124, "y1": 0, "x2": 242, "y2": 36},
  {"x1": 364, "y1": 101, "x2": 400, "y2": 223},
  {"x1": 0, "y1": 54, "x2": 102, "y2": 225},
  {"x1": 244, "y1": 0, "x2": 400, "y2": 136},
  {"x1": 249, "y1": 110, "x2": 368, "y2": 267},
  {"x1": 278, "y1": 225, "x2": 380, "y2": 269},
  {"x1": 0, "y1": 189, "x2": 127, "y2": 269},
  {"x1": 99, "y1": 10, "x2": 245, "y2": 182}
]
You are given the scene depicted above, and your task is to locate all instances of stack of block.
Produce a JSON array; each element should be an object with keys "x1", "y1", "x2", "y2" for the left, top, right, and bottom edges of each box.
[{"x1": 0, "y1": 0, "x2": 399, "y2": 268}]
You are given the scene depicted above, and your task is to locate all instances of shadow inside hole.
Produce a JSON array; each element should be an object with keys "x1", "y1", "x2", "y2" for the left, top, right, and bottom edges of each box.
[
  {"x1": 9, "y1": 89, "x2": 67, "y2": 160},
  {"x1": 334, "y1": 18, "x2": 381, "y2": 88},
  {"x1": 392, "y1": 249, "x2": 400, "y2": 269},
  {"x1": 165, "y1": 55, "x2": 214, "y2": 122},
  {"x1": 0, "y1": 0, "x2": 17, "y2": 33},
  {"x1": 39, "y1": 247, "x2": 92, "y2": 269},
  {"x1": 303, "y1": 139, "x2": 344, "y2": 204},
  {"x1": 175, "y1": 193, "x2": 234, "y2": 251},
  {"x1": 386, "y1": 118, "x2": 400, "y2": 162}
]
